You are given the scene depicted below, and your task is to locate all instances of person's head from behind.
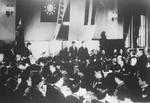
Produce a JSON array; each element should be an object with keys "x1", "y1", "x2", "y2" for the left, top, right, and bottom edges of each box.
[
  {"x1": 31, "y1": 73, "x2": 42, "y2": 87},
  {"x1": 51, "y1": 71, "x2": 63, "y2": 85},
  {"x1": 5, "y1": 78, "x2": 18, "y2": 90},
  {"x1": 8, "y1": 66, "x2": 21, "y2": 78}
]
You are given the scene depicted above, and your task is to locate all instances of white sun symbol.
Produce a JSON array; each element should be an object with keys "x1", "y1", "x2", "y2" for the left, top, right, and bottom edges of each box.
[
  {"x1": 47, "y1": 4, "x2": 53, "y2": 12},
  {"x1": 44, "y1": 1, "x2": 56, "y2": 15}
]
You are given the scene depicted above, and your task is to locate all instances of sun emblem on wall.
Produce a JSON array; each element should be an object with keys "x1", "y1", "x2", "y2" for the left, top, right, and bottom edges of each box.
[{"x1": 44, "y1": 0, "x2": 56, "y2": 15}]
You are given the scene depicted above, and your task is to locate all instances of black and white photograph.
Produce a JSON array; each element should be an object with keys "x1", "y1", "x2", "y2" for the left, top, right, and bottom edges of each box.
[{"x1": 0, "y1": 0, "x2": 150, "y2": 103}]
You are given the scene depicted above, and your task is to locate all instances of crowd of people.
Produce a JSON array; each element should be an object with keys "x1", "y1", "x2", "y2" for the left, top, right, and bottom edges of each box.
[{"x1": 0, "y1": 41, "x2": 150, "y2": 103}]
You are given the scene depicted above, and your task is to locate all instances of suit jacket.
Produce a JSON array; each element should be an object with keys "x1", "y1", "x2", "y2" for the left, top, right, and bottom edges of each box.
[
  {"x1": 69, "y1": 46, "x2": 78, "y2": 60},
  {"x1": 25, "y1": 87, "x2": 46, "y2": 103},
  {"x1": 46, "y1": 85, "x2": 65, "y2": 103},
  {"x1": 59, "y1": 48, "x2": 69, "y2": 61},
  {"x1": 78, "y1": 47, "x2": 89, "y2": 61},
  {"x1": 65, "y1": 95, "x2": 83, "y2": 103},
  {"x1": 138, "y1": 54, "x2": 147, "y2": 68}
]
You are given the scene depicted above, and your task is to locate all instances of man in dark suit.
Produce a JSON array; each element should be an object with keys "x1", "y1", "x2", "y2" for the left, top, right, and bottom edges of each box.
[
  {"x1": 138, "y1": 49, "x2": 147, "y2": 69},
  {"x1": 69, "y1": 41, "x2": 78, "y2": 60},
  {"x1": 78, "y1": 41, "x2": 89, "y2": 62}
]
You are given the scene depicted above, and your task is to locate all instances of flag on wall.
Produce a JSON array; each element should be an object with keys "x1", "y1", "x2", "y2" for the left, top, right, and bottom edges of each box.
[{"x1": 40, "y1": 0, "x2": 60, "y2": 22}]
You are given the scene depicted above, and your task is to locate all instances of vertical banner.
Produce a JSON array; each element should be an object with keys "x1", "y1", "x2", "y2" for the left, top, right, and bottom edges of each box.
[
  {"x1": 56, "y1": 0, "x2": 70, "y2": 40},
  {"x1": 63, "y1": 0, "x2": 70, "y2": 22},
  {"x1": 84, "y1": 0, "x2": 90, "y2": 25},
  {"x1": 91, "y1": 0, "x2": 96, "y2": 25}
]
